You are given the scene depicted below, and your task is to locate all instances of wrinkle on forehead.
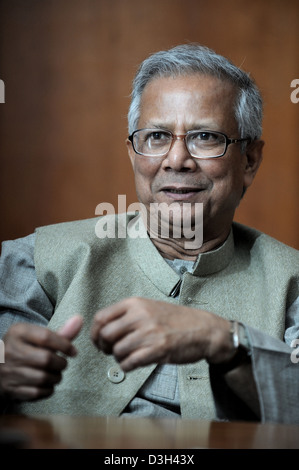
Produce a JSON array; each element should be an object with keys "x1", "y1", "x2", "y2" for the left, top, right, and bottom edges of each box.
[{"x1": 139, "y1": 74, "x2": 238, "y2": 135}]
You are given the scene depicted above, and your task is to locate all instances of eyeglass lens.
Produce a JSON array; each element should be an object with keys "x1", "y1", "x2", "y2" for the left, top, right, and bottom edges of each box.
[{"x1": 133, "y1": 129, "x2": 226, "y2": 158}]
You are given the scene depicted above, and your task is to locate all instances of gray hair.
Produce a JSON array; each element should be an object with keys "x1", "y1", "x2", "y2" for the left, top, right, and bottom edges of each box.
[{"x1": 128, "y1": 44, "x2": 263, "y2": 143}]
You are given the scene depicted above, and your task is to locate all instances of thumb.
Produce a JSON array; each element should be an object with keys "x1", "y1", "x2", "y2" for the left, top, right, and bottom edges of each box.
[{"x1": 57, "y1": 315, "x2": 83, "y2": 340}]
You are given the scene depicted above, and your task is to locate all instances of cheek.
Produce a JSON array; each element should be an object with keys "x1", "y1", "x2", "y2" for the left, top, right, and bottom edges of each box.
[
  {"x1": 203, "y1": 158, "x2": 245, "y2": 200},
  {"x1": 133, "y1": 157, "x2": 161, "y2": 183},
  {"x1": 133, "y1": 158, "x2": 161, "y2": 200},
  {"x1": 134, "y1": 157, "x2": 161, "y2": 177},
  {"x1": 202, "y1": 157, "x2": 233, "y2": 178}
]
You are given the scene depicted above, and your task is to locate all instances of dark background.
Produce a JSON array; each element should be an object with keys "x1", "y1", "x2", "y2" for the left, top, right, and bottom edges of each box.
[{"x1": 0, "y1": 0, "x2": 298, "y2": 248}]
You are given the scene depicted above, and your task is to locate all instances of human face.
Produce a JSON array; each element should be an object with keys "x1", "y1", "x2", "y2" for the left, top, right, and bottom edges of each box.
[{"x1": 127, "y1": 74, "x2": 262, "y2": 243}]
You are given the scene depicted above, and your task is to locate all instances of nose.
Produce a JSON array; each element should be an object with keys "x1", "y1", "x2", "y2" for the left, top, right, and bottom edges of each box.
[{"x1": 161, "y1": 135, "x2": 197, "y2": 172}]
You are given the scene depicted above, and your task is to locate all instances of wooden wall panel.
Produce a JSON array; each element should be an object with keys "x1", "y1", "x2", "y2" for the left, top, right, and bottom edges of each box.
[{"x1": 0, "y1": 0, "x2": 298, "y2": 248}]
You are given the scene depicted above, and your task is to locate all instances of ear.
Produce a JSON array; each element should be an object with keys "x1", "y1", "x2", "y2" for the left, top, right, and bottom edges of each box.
[
  {"x1": 126, "y1": 138, "x2": 136, "y2": 167},
  {"x1": 243, "y1": 139, "x2": 264, "y2": 190}
]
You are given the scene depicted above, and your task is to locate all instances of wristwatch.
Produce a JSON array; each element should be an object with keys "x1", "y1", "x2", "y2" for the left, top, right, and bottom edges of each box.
[
  {"x1": 230, "y1": 320, "x2": 251, "y2": 352},
  {"x1": 213, "y1": 321, "x2": 252, "y2": 374}
]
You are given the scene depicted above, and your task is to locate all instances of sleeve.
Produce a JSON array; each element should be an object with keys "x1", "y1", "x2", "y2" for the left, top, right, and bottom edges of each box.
[
  {"x1": 0, "y1": 233, "x2": 54, "y2": 339},
  {"x1": 247, "y1": 320, "x2": 299, "y2": 423},
  {"x1": 210, "y1": 297, "x2": 299, "y2": 424}
]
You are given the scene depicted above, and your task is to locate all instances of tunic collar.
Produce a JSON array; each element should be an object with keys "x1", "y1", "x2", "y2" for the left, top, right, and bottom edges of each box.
[{"x1": 127, "y1": 214, "x2": 234, "y2": 297}]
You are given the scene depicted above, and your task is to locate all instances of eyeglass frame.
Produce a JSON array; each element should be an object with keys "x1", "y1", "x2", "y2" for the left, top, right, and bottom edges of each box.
[{"x1": 128, "y1": 128, "x2": 252, "y2": 159}]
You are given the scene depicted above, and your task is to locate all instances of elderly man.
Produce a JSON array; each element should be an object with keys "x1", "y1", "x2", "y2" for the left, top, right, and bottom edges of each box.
[{"x1": 0, "y1": 44, "x2": 298, "y2": 423}]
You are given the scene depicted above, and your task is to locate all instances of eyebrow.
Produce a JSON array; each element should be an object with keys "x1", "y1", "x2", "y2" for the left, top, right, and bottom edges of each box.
[{"x1": 143, "y1": 122, "x2": 221, "y2": 132}]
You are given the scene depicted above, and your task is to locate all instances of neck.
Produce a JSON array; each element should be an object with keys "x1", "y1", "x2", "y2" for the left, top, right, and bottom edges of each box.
[
  {"x1": 148, "y1": 228, "x2": 231, "y2": 261},
  {"x1": 139, "y1": 205, "x2": 232, "y2": 260}
]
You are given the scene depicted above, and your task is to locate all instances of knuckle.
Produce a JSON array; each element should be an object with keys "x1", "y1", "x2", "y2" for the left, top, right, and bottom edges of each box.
[
  {"x1": 125, "y1": 296, "x2": 142, "y2": 308},
  {"x1": 94, "y1": 311, "x2": 103, "y2": 323},
  {"x1": 113, "y1": 343, "x2": 124, "y2": 360},
  {"x1": 37, "y1": 328, "x2": 52, "y2": 345},
  {"x1": 29, "y1": 386, "x2": 54, "y2": 401},
  {"x1": 39, "y1": 349, "x2": 54, "y2": 367},
  {"x1": 6, "y1": 322, "x2": 26, "y2": 338},
  {"x1": 40, "y1": 370, "x2": 61, "y2": 386},
  {"x1": 101, "y1": 324, "x2": 114, "y2": 341},
  {"x1": 35, "y1": 370, "x2": 49, "y2": 386}
]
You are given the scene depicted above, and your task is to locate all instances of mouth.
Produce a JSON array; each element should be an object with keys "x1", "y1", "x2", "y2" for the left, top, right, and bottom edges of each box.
[
  {"x1": 161, "y1": 186, "x2": 205, "y2": 200},
  {"x1": 164, "y1": 188, "x2": 199, "y2": 194}
]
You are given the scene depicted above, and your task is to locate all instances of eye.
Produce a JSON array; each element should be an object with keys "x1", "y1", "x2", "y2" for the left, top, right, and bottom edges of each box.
[
  {"x1": 145, "y1": 130, "x2": 170, "y2": 142},
  {"x1": 191, "y1": 131, "x2": 221, "y2": 142}
]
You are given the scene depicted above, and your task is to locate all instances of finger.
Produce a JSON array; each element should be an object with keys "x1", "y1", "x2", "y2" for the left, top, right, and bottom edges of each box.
[
  {"x1": 91, "y1": 301, "x2": 128, "y2": 344},
  {"x1": 9, "y1": 384, "x2": 56, "y2": 402},
  {"x1": 5, "y1": 323, "x2": 75, "y2": 358},
  {"x1": 93, "y1": 300, "x2": 128, "y2": 327},
  {"x1": 119, "y1": 346, "x2": 157, "y2": 372},
  {"x1": 6, "y1": 365, "x2": 63, "y2": 387},
  {"x1": 92, "y1": 306, "x2": 141, "y2": 355},
  {"x1": 20, "y1": 325, "x2": 79, "y2": 358},
  {"x1": 57, "y1": 315, "x2": 83, "y2": 340},
  {"x1": 98, "y1": 314, "x2": 135, "y2": 346},
  {"x1": 25, "y1": 345, "x2": 68, "y2": 372},
  {"x1": 110, "y1": 330, "x2": 141, "y2": 361},
  {"x1": 4, "y1": 339, "x2": 68, "y2": 372},
  {"x1": 114, "y1": 328, "x2": 168, "y2": 366},
  {"x1": 1, "y1": 364, "x2": 64, "y2": 401}
]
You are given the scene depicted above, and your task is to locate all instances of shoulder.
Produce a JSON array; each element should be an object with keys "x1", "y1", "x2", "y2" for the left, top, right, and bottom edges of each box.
[
  {"x1": 232, "y1": 221, "x2": 299, "y2": 262},
  {"x1": 1, "y1": 232, "x2": 36, "y2": 265},
  {"x1": 34, "y1": 213, "x2": 142, "y2": 265},
  {"x1": 35, "y1": 213, "x2": 138, "y2": 242}
]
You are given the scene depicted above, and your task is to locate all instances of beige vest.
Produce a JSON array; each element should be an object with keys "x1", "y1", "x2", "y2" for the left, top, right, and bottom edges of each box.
[{"x1": 19, "y1": 214, "x2": 299, "y2": 418}]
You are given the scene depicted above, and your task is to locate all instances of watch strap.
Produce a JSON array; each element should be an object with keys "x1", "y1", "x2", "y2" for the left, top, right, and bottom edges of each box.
[{"x1": 212, "y1": 321, "x2": 251, "y2": 374}]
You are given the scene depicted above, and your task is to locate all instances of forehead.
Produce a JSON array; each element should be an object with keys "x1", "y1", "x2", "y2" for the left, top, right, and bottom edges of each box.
[{"x1": 138, "y1": 74, "x2": 238, "y2": 132}]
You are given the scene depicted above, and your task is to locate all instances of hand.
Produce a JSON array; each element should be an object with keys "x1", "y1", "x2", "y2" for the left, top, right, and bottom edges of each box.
[
  {"x1": 91, "y1": 297, "x2": 233, "y2": 371},
  {"x1": 0, "y1": 315, "x2": 83, "y2": 402}
]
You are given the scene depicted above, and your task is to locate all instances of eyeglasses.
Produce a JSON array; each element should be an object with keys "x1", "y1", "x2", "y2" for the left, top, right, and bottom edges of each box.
[{"x1": 128, "y1": 128, "x2": 251, "y2": 159}]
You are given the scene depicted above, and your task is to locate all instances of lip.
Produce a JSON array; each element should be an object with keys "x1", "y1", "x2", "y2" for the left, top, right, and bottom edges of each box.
[{"x1": 160, "y1": 185, "x2": 205, "y2": 201}]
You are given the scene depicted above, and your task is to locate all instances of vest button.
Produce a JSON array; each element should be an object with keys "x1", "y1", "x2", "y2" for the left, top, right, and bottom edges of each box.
[{"x1": 107, "y1": 366, "x2": 125, "y2": 383}]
